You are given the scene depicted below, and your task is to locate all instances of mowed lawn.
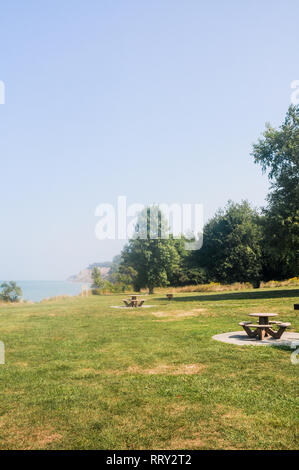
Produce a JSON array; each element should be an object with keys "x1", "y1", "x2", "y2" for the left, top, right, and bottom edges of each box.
[{"x1": 0, "y1": 287, "x2": 298, "y2": 450}]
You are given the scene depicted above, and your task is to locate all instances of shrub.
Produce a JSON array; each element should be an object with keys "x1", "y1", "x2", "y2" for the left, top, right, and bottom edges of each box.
[{"x1": 0, "y1": 281, "x2": 23, "y2": 302}]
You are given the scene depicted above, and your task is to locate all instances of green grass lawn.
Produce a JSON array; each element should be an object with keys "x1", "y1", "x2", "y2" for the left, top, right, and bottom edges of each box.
[{"x1": 0, "y1": 287, "x2": 298, "y2": 450}]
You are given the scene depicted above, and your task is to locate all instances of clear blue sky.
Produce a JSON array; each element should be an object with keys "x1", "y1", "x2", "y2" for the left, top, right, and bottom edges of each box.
[{"x1": 0, "y1": 0, "x2": 298, "y2": 280}]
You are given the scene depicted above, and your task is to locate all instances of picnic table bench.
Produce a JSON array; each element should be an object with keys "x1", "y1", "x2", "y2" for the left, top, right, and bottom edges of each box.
[{"x1": 239, "y1": 313, "x2": 291, "y2": 340}]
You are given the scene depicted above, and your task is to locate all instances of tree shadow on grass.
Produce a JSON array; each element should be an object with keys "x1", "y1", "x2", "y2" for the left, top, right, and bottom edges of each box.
[{"x1": 158, "y1": 289, "x2": 299, "y2": 303}]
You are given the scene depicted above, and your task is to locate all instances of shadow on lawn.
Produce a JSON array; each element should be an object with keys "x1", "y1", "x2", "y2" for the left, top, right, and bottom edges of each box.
[{"x1": 158, "y1": 289, "x2": 299, "y2": 303}]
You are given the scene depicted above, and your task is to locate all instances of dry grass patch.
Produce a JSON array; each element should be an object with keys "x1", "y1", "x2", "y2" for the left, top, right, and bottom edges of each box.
[
  {"x1": 82, "y1": 363, "x2": 206, "y2": 376},
  {"x1": 14, "y1": 362, "x2": 29, "y2": 367},
  {"x1": 3, "y1": 425, "x2": 62, "y2": 450},
  {"x1": 124, "y1": 363, "x2": 205, "y2": 375},
  {"x1": 166, "y1": 427, "x2": 238, "y2": 450},
  {"x1": 215, "y1": 405, "x2": 247, "y2": 421},
  {"x1": 166, "y1": 432, "x2": 204, "y2": 449},
  {"x1": 164, "y1": 406, "x2": 250, "y2": 449},
  {"x1": 31, "y1": 430, "x2": 62, "y2": 449},
  {"x1": 152, "y1": 308, "x2": 209, "y2": 321},
  {"x1": 167, "y1": 404, "x2": 188, "y2": 416}
]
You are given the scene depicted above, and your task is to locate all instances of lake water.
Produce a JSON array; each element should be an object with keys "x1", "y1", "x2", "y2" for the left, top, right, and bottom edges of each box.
[{"x1": 2, "y1": 281, "x2": 91, "y2": 303}]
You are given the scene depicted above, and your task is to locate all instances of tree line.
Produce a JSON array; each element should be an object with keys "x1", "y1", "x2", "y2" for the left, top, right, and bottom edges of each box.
[{"x1": 90, "y1": 106, "x2": 299, "y2": 294}]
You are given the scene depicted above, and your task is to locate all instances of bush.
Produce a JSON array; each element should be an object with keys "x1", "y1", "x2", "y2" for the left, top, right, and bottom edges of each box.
[
  {"x1": 91, "y1": 288, "x2": 103, "y2": 296},
  {"x1": 260, "y1": 277, "x2": 299, "y2": 288},
  {"x1": 91, "y1": 280, "x2": 133, "y2": 295},
  {"x1": 0, "y1": 281, "x2": 23, "y2": 302}
]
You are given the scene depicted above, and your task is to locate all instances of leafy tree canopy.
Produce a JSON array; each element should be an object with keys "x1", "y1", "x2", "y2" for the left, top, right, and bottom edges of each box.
[
  {"x1": 91, "y1": 267, "x2": 104, "y2": 289},
  {"x1": 252, "y1": 105, "x2": 299, "y2": 278},
  {"x1": 120, "y1": 207, "x2": 180, "y2": 293},
  {"x1": 194, "y1": 201, "x2": 263, "y2": 284}
]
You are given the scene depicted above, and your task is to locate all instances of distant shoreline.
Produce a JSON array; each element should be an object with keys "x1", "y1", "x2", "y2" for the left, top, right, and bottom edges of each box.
[{"x1": 2, "y1": 280, "x2": 91, "y2": 303}]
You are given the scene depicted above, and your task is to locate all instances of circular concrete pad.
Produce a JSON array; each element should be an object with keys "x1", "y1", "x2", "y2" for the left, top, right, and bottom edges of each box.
[
  {"x1": 212, "y1": 330, "x2": 299, "y2": 347},
  {"x1": 110, "y1": 305, "x2": 156, "y2": 309}
]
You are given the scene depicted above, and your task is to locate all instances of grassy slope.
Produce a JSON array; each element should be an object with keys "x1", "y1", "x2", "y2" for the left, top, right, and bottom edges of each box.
[{"x1": 0, "y1": 287, "x2": 298, "y2": 450}]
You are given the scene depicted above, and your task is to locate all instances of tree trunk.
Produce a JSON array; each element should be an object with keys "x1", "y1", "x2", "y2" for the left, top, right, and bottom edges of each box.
[{"x1": 149, "y1": 286, "x2": 154, "y2": 294}]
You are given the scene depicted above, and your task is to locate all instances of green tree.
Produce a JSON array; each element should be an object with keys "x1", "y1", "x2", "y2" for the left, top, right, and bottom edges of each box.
[
  {"x1": 194, "y1": 201, "x2": 263, "y2": 285},
  {"x1": 112, "y1": 265, "x2": 137, "y2": 292},
  {"x1": 0, "y1": 281, "x2": 23, "y2": 302},
  {"x1": 108, "y1": 255, "x2": 122, "y2": 280},
  {"x1": 120, "y1": 207, "x2": 180, "y2": 293},
  {"x1": 167, "y1": 236, "x2": 207, "y2": 286},
  {"x1": 91, "y1": 267, "x2": 104, "y2": 288},
  {"x1": 252, "y1": 105, "x2": 299, "y2": 278}
]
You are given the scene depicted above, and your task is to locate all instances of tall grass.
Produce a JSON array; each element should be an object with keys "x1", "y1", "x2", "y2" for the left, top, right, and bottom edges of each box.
[
  {"x1": 145, "y1": 277, "x2": 299, "y2": 294},
  {"x1": 88, "y1": 277, "x2": 299, "y2": 296}
]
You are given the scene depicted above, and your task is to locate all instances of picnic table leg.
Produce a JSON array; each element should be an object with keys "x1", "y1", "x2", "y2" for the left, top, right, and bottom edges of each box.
[
  {"x1": 259, "y1": 317, "x2": 269, "y2": 336},
  {"x1": 257, "y1": 328, "x2": 266, "y2": 340},
  {"x1": 242, "y1": 325, "x2": 259, "y2": 338},
  {"x1": 265, "y1": 326, "x2": 287, "y2": 340}
]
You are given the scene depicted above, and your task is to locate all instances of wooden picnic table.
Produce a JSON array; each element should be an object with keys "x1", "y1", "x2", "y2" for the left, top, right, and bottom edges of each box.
[
  {"x1": 248, "y1": 313, "x2": 278, "y2": 325},
  {"x1": 123, "y1": 296, "x2": 145, "y2": 308},
  {"x1": 239, "y1": 313, "x2": 291, "y2": 340}
]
